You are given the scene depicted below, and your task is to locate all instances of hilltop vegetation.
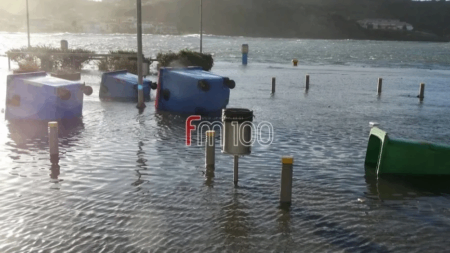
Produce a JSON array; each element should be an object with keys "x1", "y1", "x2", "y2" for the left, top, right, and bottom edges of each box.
[
  {"x1": 2, "y1": 0, "x2": 450, "y2": 41},
  {"x1": 134, "y1": 0, "x2": 450, "y2": 41}
]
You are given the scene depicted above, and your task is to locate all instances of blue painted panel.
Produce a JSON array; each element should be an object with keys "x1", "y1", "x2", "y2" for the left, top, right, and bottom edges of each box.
[
  {"x1": 156, "y1": 67, "x2": 230, "y2": 115},
  {"x1": 5, "y1": 72, "x2": 84, "y2": 121},
  {"x1": 100, "y1": 70, "x2": 151, "y2": 101}
]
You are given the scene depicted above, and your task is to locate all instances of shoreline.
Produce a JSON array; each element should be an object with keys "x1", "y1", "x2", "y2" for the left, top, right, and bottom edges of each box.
[{"x1": 1, "y1": 30, "x2": 448, "y2": 43}]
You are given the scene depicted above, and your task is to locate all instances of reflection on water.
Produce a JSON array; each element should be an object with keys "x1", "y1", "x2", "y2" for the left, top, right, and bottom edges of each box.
[
  {"x1": 7, "y1": 118, "x2": 84, "y2": 147},
  {"x1": 1, "y1": 60, "x2": 450, "y2": 252},
  {"x1": 223, "y1": 191, "x2": 251, "y2": 252},
  {"x1": 365, "y1": 172, "x2": 450, "y2": 201}
]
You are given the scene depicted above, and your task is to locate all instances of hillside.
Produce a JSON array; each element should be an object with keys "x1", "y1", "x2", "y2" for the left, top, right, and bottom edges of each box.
[
  {"x1": 2, "y1": 0, "x2": 450, "y2": 41},
  {"x1": 127, "y1": 0, "x2": 450, "y2": 41}
]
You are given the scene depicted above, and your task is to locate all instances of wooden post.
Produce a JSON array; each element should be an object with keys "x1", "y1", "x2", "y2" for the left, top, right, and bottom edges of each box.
[
  {"x1": 48, "y1": 122, "x2": 59, "y2": 164},
  {"x1": 280, "y1": 156, "x2": 293, "y2": 207},
  {"x1": 377, "y1": 78, "x2": 382, "y2": 94},
  {"x1": 205, "y1": 130, "x2": 215, "y2": 171},
  {"x1": 419, "y1": 83, "x2": 425, "y2": 101},
  {"x1": 136, "y1": 0, "x2": 145, "y2": 109},
  {"x1": 272, "y1": 77, "x2": 276, "y2": 94},
  {"x1": 306, "y1": 74, "x2": 310, "y2": 90}
]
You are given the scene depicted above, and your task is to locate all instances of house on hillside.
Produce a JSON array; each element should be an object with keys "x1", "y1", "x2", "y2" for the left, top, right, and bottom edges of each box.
[{"x1": 357, "y1": 19, "x2": 413, "y2": 31}]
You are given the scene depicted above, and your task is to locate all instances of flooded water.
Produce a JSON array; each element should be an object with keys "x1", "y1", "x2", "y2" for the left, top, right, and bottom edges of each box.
[{"x1": 1, "y1": 33, "x2": 450, "y2": 252}]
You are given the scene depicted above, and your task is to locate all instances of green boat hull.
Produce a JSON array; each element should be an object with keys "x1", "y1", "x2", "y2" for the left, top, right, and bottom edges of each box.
[{"x1": 365, "y1": 127, "x2": 450, "y2": 175}]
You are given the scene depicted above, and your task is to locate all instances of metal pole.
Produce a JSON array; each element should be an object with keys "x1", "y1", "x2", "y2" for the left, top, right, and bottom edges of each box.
[
  {"x1": 205, "y1": 130, "x2": 215, "y2": 171},
  {"x1": 26, "y1": 0, "x2": 30, "y2": 48},
  {"x1": 233, "y1": 155, "x2": 239, "y2": 186},
  {"x1": 136, "y1": 0, "x2": 145, "y2": 109},
  {"x1": 8, "y1": 56, "x2": 11, "y2": 70},
  {"x1": 200, "y1": 0, "x2": 203, "y2": 53}
]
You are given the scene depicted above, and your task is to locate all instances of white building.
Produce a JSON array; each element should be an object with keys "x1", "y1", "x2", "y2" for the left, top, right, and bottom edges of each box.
[{"x1": 358, "y1": 19, "x2": 413, "y2": 31}]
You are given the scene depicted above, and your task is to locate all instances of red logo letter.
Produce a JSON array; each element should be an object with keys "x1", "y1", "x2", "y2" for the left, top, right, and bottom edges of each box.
[{"x1": 186, "y1": 115, "x2": 201, "y2": 146}]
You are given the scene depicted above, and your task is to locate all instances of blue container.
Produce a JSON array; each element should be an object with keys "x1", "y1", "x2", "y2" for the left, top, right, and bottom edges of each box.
[
  {"x1": 5, "y1": 72, "x2": 86, "y2": 121},
  {"x1": 155, "y1": 67, "x2": 235, "y2": 115},
  {"x1": 99, "y1": 70, "x2": 153, "y2": 101}
]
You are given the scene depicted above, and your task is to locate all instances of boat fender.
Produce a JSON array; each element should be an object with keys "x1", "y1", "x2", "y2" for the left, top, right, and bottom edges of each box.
[
  {"x1": 198, "y1": 80, "x2": 210, "y2": 92},
  {"x1": 224, "y1": 78, "x2": 236, "y2": 89},
  {"x1": 82, "y1": 83, "x2": 93, "y2": 96},
  {"x1": 57, "y1": 88, "x2": 72, "y2": 101},
  {"x1": 6, "y1": 95, "x2": 20, "y2": 107},
  {"x1": 150, "y1": 82, "x2": 157, "y2": 90},
  {"x1": 162, "y1": 89, "x2": 170, "y2": 101}
]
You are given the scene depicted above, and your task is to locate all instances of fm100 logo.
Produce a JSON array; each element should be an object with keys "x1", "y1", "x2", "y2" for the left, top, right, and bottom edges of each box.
[{"x1": 185, "y1": 115, "x2": 274, "y2": 147}]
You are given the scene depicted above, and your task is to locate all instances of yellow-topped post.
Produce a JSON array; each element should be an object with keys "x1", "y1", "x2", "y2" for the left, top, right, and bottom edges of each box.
[{"x1": 280, "y1": 156, "x2": 294, "y2": 207}]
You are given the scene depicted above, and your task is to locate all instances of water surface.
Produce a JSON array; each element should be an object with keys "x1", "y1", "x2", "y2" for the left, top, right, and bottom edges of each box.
[{"x1": 0, "y1": 34, "x2": 450, "y2": 252}]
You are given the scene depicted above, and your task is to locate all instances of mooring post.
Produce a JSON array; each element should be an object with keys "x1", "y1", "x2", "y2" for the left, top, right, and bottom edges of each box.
[
  {"x1": 272, "y1": 77, "x2": 276, "y2": 94},
  {"x1": 419, "y1": 83, "x2": 425, "y2": 101},
  {"x1": 48, "y1": 122, "x2": 59, "y2": 164},
  {"x1": 306, "y1": 74, "x2": 310, "y2": 90},
  {"x1": 242, "y1": 44, "x2": 249, "y2": 65},
  {"x1": 377, "y1": 78, "x2": 383, "y2": 94},
  {"x1": 205, "y1": 130, "x2": 215, "y2": 171},
  {"x1": 234, "y1": 155, "x2": 239, "y2": 186},
  {"x1": 280, "y1": 156, "x2": 294, "y2": 207}
]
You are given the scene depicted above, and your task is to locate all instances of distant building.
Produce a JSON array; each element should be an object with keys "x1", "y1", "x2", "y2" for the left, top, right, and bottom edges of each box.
[{"x1": 357, "y1": 19, "x2": 413, "y2": 31}]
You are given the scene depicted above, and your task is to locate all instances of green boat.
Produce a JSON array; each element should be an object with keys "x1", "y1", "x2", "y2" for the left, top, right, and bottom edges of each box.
[{"x1": 365, "y1": 127, "x2": 450, "y2": 176}]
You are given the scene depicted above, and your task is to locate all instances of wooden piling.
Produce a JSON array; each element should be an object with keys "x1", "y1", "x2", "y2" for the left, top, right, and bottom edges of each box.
[
  {"x1": 272, "y1": 77, "x2": 276, "y2": 94},
  {"x1": 419, "y1": 83, "x2": 425, "y2": 101},
  {"x1": 377, "y1": 78, "x2": 382, "y2": 94},
  {"x1": 48, "y1": 122, "x2": 59, "y2": 164},
  {"x1": 306, "y1": 74, "x2": 310, "y2": 90}
]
